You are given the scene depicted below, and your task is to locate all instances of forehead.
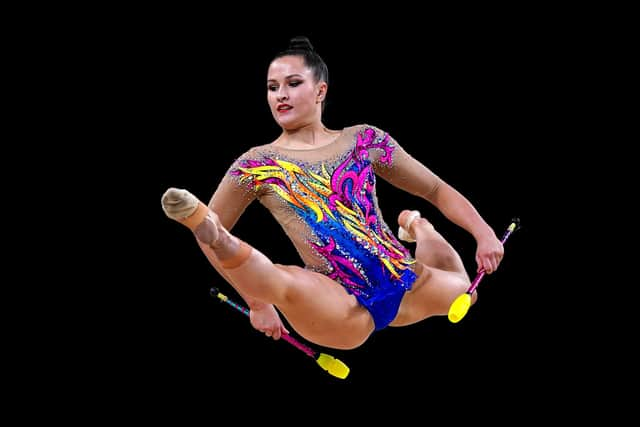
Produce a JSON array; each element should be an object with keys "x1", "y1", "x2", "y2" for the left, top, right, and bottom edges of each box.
[{"x1": 267, "y1": 55, "x2": 312, "y2": 79}]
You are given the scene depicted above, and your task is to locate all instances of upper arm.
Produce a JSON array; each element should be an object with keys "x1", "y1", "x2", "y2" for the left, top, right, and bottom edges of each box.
[
  {"x1": 208, "y1": 161, "x2": 258, "y2": 231},
  {"x1": 372, "y1": 131, "x2": 442, "y2": 202}
]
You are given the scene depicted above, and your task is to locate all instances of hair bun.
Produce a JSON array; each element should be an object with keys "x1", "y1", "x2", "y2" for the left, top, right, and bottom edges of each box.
[{"x1": 288, "y1": 36, "x2": 314, "y2": 52}]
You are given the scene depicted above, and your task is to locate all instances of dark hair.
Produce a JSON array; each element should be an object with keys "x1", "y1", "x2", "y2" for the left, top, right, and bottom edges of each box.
[
  {"x1": 273, "y1": 36, "x2": 329, "y2": 85},
  {"x1": 272, "y1": 36, "x2": 329, "y2": 111}
]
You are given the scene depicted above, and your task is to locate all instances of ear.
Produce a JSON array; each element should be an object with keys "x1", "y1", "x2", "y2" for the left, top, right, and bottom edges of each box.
[{"x1": 316, "y1": 82, "x2": 328, "y2": 102}]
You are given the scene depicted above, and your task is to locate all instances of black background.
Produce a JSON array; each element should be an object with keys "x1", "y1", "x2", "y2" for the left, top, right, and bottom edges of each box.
[
  {"x1": 139, "y1": 27, "x2": 543, "y2": 390},
  {"x1": 44, "y1": 14, "x2": 575, "y2": 408}
]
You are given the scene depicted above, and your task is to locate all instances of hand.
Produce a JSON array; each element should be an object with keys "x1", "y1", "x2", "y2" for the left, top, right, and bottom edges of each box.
[
  {"x1": 249, "y1": 303, "x2": 290, "y2": 340},
  {"x1": 475, "y1": 233, "x2": 504, "y2": 274}
]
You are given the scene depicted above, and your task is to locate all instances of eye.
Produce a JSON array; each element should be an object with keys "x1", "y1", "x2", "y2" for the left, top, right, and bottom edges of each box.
[
  {"x1": 289, "y1": 81, "x2": 302, "y2": 87},
  {"x1": 268, "y1": 85, "x2": 278, "y2": 91}
]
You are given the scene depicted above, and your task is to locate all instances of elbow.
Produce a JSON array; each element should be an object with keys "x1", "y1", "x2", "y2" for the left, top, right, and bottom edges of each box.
[{"x1": 424, "y1": 178, "x2": 443, "y2": 204}]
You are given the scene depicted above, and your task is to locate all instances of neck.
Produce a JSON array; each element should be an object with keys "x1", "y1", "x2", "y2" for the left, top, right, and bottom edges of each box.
[{"x1": 278, "y1": 123, "x2": 337, "y2": 147}]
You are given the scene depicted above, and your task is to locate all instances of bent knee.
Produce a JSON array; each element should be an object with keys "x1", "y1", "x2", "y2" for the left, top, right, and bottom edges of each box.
[{"x1": 272, "y1": 264, "x2": 304, "y2": 300}]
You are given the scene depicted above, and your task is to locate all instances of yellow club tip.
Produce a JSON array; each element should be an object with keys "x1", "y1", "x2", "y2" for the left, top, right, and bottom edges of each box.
[
  {"x1": 316, "y1": 353, "x2": 350, "y2": 379},
  {"x1": 448, "y1": 293, "x2": 472, "y2": 323}
]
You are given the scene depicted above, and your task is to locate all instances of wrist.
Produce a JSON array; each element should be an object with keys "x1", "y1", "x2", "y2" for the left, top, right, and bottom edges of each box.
[
  {"x1": 248, "y1": 300, "x2": 269, "y2": 311},
  {"x1": 472, "y1": 225, "x2": 497, "y2": 242}
]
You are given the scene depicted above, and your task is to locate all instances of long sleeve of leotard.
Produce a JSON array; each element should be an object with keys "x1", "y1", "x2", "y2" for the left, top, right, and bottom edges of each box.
[
  {"x1": 207, "y1": 148, "x2": 261, "y2": 231},
  {"x1": 367, "y1": 125, "x2": 442, "y2": 202}
]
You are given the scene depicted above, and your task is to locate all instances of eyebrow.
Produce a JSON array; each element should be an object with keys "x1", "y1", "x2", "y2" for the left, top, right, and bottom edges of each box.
[{"x1": 267, "y1": 74, "x2": 304, "y2": 83}]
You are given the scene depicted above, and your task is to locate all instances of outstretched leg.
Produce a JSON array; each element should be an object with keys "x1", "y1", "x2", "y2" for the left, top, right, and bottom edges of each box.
[
  {"x1": 161, "y1": 188, "x2": 374, "y2": 349},
  {"x1": 162, "y1": 188, "x2": 253, "y2": 269}
]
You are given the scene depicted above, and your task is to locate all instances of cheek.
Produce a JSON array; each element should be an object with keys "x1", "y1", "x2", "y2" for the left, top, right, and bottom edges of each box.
[
  {"x1": 294, "y1": 90, "x2": 315, "y2": 106},
  {"x1": 267, "y1": 92, "x2": 278, "y2": 106}
]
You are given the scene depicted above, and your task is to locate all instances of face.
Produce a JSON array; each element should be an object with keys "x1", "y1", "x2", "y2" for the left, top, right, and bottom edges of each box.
[{"x1": 267, "y1": 55, "x2": 326, "y2": 129}]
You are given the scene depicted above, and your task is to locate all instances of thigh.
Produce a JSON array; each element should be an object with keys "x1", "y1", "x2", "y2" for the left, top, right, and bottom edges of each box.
[
  {"x1": 391, "y1": 264, "x2": 470, "y2": 327},
  {"x1": 274, "y1": 264, "x2": 375, "y2": 350}
]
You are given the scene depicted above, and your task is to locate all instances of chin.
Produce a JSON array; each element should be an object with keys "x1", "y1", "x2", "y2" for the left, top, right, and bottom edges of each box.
[{"x1": 277, "y1": 117, "x2": 300, "y2": 130}]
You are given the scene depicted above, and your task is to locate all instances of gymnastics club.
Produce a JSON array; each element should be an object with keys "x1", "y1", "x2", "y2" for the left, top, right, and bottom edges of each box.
[
  {"x1": 210, "y1": 287, "x2": 350, "y2": 379},
  {"x1": 448, "y1": 217, "x2": 521, "y2": 323}
]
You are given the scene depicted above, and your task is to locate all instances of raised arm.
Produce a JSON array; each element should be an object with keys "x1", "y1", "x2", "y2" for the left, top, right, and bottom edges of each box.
[
  {"x1": 202, "y1": 167, "x2": 289, "y2": 339},
  {"x1": 374, "y1": 135, "x2": 504, "y2": 273}
]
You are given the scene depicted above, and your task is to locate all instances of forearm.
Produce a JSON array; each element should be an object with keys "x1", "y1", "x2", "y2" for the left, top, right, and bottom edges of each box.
[
  {"x1": 430, "y1": 182, "x2": 496, "y2": 241},
  {"x1": 236, "y1": 290, "x2": 269, "y2": 310}
]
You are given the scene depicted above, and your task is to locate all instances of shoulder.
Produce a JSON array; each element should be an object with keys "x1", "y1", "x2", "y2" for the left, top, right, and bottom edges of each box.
[
  {"x1": 342, "y1": 123, "x2": 382, "y2": 133},
  {"x1": 342, "y1": 124, "x2": 397, "y2": 147},
  {"x1": 223, "y1": 145, "x2": 276, "y2": 191},
  {"x1": 230, "y1": 144, "x2": 274, "y2": 163},
  {"x1": 223, "y1": 145, "x2": 276, "y2": 182},
  {"x1": 343, "y1": 123, "x2": 392, "y2": 140},
  {"x1": 343, "y1": 124, "x2": 399, "y2": 166}
]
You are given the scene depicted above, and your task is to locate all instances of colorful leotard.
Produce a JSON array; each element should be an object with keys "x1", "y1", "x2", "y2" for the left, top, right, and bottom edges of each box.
[{"x1": 210, "y1": 124, "x2": 442, "y2": 330}]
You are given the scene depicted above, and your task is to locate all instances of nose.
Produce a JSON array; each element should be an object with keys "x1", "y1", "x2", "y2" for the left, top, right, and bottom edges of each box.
[{"x1": 276, "y1": 88, "x2": 288, "y2": 102}]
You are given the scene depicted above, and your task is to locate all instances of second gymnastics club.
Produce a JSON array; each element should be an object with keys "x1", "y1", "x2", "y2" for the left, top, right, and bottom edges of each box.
[
  {"x1": 210, "y1": 287, "x2": 350, "y2": 379},
  {"x1": 447, "y1": 217, "x2": 521, "y2": 323}
]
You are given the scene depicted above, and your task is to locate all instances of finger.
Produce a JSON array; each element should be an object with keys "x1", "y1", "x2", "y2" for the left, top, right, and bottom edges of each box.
[
  {"x1": 281, "y1": 325, "x2": 290, "y2": 335},
  {"x1": 272, "y1": 329, "x2": 281, "y2": 340},
  {"x1": 488, "y1": 256, "x2": 498, "y2": 273},
  {"x1": 483, "y1": 259, "x2": 494, "y2": 274},
  {"x1": 477, "y1": 258, "x2": 487, "y2": 273}
]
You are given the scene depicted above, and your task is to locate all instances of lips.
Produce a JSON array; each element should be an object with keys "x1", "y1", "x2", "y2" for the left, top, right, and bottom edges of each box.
[{"x1": 277, "y1": 104, "x2": 292, "y2": 112}]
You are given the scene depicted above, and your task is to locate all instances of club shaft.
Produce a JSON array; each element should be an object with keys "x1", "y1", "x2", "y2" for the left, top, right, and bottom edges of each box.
[
  {"x1": 466, "y1": 221, "x2": 517, "y2": 294},
  {"x1": 212, "y1": 289, "x2": 317, "y2": 358}
]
